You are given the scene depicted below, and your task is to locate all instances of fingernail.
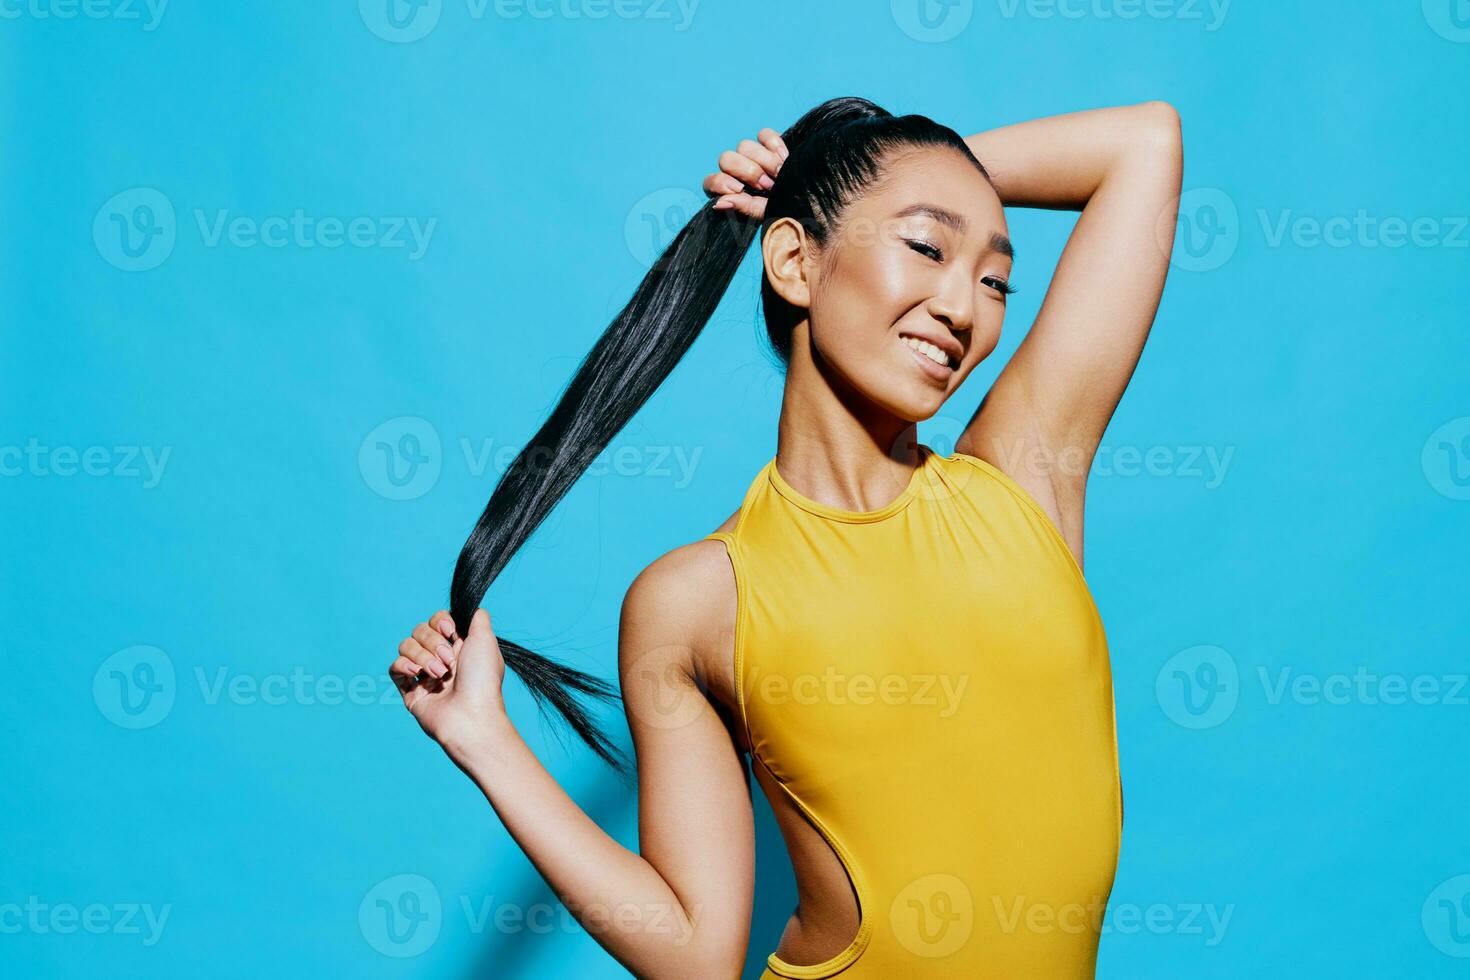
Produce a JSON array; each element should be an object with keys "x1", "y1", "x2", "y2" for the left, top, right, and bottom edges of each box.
[
  {"x1": 438, "y1": 620, "x2": 454, "y2": 637},
  {"x1": 713, "y1": 198, "x2": 733, "y2": 210},
  {"x1": 757, "y1": 174, "x2": 774, "y2": 190},
  {"x1": 438, "y1": 644, "x2": 455, "y2": 666}
]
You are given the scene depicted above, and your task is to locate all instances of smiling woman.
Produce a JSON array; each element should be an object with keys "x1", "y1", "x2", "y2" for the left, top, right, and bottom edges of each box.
[{"x1": 387, "y1": 95, "x2": 1182, "y2": 978}]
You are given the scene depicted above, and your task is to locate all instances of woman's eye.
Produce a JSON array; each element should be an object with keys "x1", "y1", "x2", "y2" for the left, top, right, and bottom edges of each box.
[
  {"x1": 906, "y1": 239, "x2": 943, "y2": 261},
  {"x1": 982, "y1": 276, "x2": 1018, "y2": 296}
]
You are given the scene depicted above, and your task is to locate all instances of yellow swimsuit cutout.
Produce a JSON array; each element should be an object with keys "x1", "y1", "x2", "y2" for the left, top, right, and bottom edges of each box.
[{"x1": 704, "y1": 445, "x2": 1122, "y2": 978}]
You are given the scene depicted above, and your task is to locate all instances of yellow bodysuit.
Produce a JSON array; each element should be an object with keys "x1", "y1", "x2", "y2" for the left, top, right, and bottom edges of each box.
[{"x1": 704, "y1": 444, "x2": 1122, "y2": 978}]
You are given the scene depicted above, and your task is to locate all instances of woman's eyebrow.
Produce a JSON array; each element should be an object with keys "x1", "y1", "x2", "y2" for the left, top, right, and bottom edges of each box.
[{"x1": 891, "y1": 203, "x2": 1015, "y2": 258}]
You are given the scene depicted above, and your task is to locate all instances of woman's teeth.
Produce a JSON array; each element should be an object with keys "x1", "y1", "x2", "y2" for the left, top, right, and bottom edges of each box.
[{"x1": 902, "y1": 335, "x2": 954, "y2": 369}]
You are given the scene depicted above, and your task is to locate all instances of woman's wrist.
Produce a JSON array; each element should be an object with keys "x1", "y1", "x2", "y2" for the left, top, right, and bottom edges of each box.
[{"x1": 441, "y1": 709, "x2": 520, "y2": 770}]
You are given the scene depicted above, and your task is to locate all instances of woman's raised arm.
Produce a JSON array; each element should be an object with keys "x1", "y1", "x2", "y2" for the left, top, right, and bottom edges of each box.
[{"x1": 957, "y1": 100, "x2": 1184, "y2": 566}]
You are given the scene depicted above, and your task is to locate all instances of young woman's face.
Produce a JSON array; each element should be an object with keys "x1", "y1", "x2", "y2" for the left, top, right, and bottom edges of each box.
[{"x1": 804, "y1": 147, "x2": 1012, "y2": 422}]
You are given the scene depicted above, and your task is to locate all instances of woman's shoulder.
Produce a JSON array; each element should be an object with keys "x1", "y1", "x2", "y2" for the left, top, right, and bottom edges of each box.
[
  {"x1": 619, "y1": 515, "x2": 740, "y2": 667},
  {"x1": 618, "y1": 518, "x2": 742, "y2": 725}
]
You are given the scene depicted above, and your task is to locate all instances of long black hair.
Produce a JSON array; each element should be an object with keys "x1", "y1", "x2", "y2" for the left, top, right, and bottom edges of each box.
[{"x1": 449, "y1": 96, "x2": 990, "y2": 771}]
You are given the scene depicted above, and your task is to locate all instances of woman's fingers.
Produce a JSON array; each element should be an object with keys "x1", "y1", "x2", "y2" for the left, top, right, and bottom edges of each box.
[
  {"x1": 712, "y1": 192, "x2": 764, "y2": 219},
  {"x1": 737, "y1": 137, "x2": 783, "y2": 181},
  {"x1": 703, "y1": 129, "x2": 784, "y2": 220},
  {"x1": 702, "y1": 172, "x2": 745, "y2": 197},
  {"x1": 717, "y1": 149, "x2": 773, "y2": 192},
  {"x1": 398, "y1": 635, "x2": 448, "y2": 682},
  {"x1": 429, "y1": 609, "x2": 456, "y2": 642},
  {"x1": 411, "y1": 623, "x2": 455, "y2": 674},
  {"x1": 757, "y1": 127, "x2": 789, "y2": 162},
  {"x1": 389, "y1": 655, "x2": 424, "y2": 694}
]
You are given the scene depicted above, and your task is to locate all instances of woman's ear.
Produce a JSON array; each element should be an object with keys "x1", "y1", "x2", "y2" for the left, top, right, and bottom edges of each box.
[{"x1": 762, "y1": 216, "x2": 814, "y2": 309}]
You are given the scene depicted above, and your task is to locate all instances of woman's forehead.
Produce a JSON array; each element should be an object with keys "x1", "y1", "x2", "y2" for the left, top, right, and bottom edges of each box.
[{"x1": 862, "y1": 149, "x2": 1005, "y2": 229}]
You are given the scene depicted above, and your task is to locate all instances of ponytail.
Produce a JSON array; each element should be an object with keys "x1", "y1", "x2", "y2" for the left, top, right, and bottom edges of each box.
[{"x1": 449, "y1": 194, "x2": 761, "y2": 770}]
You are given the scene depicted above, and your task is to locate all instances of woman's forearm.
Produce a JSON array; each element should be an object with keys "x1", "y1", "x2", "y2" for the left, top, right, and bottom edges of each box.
[
  {"x1": 963, "y1": 101, "x2": 1181, "y2": 210},
  {"x1": 445, "y1": 723, "x2": 722, "y2": 979}
]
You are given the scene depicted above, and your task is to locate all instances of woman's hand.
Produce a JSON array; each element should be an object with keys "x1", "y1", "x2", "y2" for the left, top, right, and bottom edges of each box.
[
  {"x1": 390, "y1": 608, "x2": 509, "y2": 757},
  {"x1": 702, "y1": 127, "x2": 788, "y2": 221}
]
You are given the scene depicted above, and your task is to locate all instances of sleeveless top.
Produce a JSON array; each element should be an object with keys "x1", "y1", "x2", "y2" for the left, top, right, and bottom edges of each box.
[{"x1": 703, "y1": 445, "x2": 1122, "y2": 979}]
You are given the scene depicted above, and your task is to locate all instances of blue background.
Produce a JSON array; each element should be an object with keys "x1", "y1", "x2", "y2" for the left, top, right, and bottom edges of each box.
[{"x1": 4, "y1": 1, "x2": 1468, "y2": 976}]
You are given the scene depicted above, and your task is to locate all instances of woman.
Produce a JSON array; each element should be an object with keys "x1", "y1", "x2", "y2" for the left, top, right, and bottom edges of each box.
[{"x1": 389, "y1": 96, "x2": 1183, "y2": 978}]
